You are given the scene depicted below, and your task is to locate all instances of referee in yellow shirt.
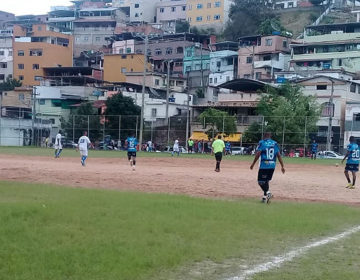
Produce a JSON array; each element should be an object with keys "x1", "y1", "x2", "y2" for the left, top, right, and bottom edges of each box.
[{"x1": 212, "y1": 135, "x2": 225, "y2": 172}]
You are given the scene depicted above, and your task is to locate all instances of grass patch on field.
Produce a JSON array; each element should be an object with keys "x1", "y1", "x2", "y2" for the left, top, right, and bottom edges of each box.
[
  {"x1": 0, "y1": 146, "x2": 343, "y2": 166},
  {"x1": 0, "y1": 181, "x2": 360, "y2": 280}
]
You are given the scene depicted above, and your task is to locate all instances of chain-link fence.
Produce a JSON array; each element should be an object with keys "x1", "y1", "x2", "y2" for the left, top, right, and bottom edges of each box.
[{"x1": 0, "y1": 112, "x2": 351, "y2": 155}]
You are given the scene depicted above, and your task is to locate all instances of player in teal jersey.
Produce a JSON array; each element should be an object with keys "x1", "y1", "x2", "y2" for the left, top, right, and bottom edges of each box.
[
  {"x1": 126, "y1": 135, "x2": 138, "y2": 171},
  {"x1": 342, "y1": 136, "x2": 360, "y2": 189}
]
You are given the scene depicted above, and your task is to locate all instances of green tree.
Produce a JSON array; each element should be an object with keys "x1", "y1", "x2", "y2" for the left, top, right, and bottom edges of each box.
[
  {"x1": 258, "y1": 18, "x2": 291, "y2": 36},
  {"x1": 61, "y1": 102, "x2": 101, "y2": 142},
  {"x1": 244, "y1": 84, "x2": 321, "y2": 146},
  {"x1": 0, "y1": 78, "x2": 22, "y2": 91},
  {"x1": 199, "y1": 108, "x2": 237, "y2": 139},
  {"x1": 176, "y1": 20, "x2": 190, "y2": 33},
  {"x1": 309, "y1": 0, "x2": 324, "y2": 5},
  {"x1": 224, "y1": 0, "x2": 274, "y2": 40},
  {"x1": 104, "y1": 93, "x2": 141, "y2": 140}
]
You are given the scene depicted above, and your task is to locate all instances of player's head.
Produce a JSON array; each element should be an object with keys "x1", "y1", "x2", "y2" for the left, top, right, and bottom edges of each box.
[
  {"x1": 264, "y1": 132, "x2": 272, "y2": 139},
  {"x1": 313, "y1": 139, "x2": 316, "y2": 143},
  {"x1": 58, "y1": 130, "x2": 62, "y2": 134},
  {"x1": 350, "y1": 136, "x2": 355, "y2": 143},
  {"x1": 218, "y1": 135, "x2": 222, "y2": 140},
  {"x1": 83, "y1": 131, "x2": 87, "y2": 136}
]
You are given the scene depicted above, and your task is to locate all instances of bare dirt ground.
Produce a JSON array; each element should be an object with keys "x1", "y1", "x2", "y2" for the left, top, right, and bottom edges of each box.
[{"x1": 1, "y1": 154, "x2": 360, "y2": 205}]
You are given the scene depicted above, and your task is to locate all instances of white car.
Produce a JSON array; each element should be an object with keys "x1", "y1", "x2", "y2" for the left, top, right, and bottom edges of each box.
[
  {"x1": 317, "y1": 151, "x2": 343, "y2": 159},
  {"x1": 231, "y1": 146, "x2": 245, "y2": 156}
]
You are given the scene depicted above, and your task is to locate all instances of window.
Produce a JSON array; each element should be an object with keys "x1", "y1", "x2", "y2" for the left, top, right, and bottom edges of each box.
[
  {"x1": 166, "y1": 47, "x2": 173, "y2": 55},
  {"x1": 196, "y1": 16, "x2": 203, "y2": 22},
  {"x1": 215, "y1": 1, "x2": 221, "y2": 7},
  {"x1": 135, "y1": 3, "x2": 139, "y2": 8},
  {"x1": 172, "y1": 7, "x2": 176, "y2": 12},
  {"x1": 351, "y1": 83, "x2": 356, "y2": 93},
  {"x1": 121, "y1": 67, "x2": 127, "y2": 73},
  {"x1": 321, "y1": 102, "x2": 334, "y2": 117},
  {"x1": 216, "y1": 61, "x2": 221, "y2": 68},
  {"x1": 207, "y1": 15, "x2": 211, "y2": 21},
  {"x1": 19, "y1": 93, "x2": 24, "y2": 101},
  {"x1": 0, "y1": 62, "x2": 7, "y2": 68},
  {"x1": 34, "y1": 76, "x2": 42, "y2": 81},
  {"x1": 38, "y1": 99, "x2": 45, "y2": 105},
  {"x1": 186, "y1": 49, "x2": 192, "y2": 57},
  {"x1": 155, "y1": 79, "x2": 160, "y2": 86},
  {"x1": 214, "y1": 77, "x2": 217, "y2": 83},
  {"x1": 182, "y1": 5, "x2": 186, "y2": 11},
  {"x1": 0, "y1": 51, "x2": 4, "y2": 55},
  {"x1": 155, "y1": 48, "x2": 162, "y2": 55},
  {"x1": 160, "y1": 7, "x2": 164, "y2": 13},
  {"x1": 186, "y1": 66, "x2": 191, "y2": 72},
  {"x1": 176, "y1": 47, "x2": 183, "y2": 54},
  {"x1": 265, "y1": 39, "x2": 273, "y2": 46},
  {"x1": 283, "y1": 40, "x2": 288, "y2": 48},
  {"x1": 151, "y1": 108, "x2": 157, "y2": 117},
  {"x1": 95, "y1": 37, "x2": 101, "y2": 42},
  {"x1": 188, "y1": 4, "x2": 192, "y2": 10},
  {"x1": 207, "y1": 3, "x2": 211, "y2": 8},
  {"x1": 18, "y1": 50, "x2": 24, "y2": 56},
  {"x1": 0, "y1": 74, "x2": 4, "y2": 80},
  {"x1": 18, "y1": 64, "x2": 24, "y2": 70},
  {"x1": 255, "y1": 72, "x2": 262, "y2": 80},
  {"x1": 37, "y1": 26, "x2": 42, "y2": 31},
  {"x1": 209, "y1": 77, "x2": 213, "y2": 83},
  {"x1": 121, "y1": 55, "x2": 126, "y2": 59},
  {"x1": 246, "y1": 57, "x2": 253, "y2": 64},
  {"x1": 29, "y1": 49, "x2": 42, "y2": 56},
  {"x1": 197, "y1": 4, "x2": 203, "y2": 9},
  {"x1": 84, "y1": 36, "x2": 89, "y2": 42},
  {"x1": 188, "y1": 17, "x2": 192, "y2": 22},
  {"x1": 126, "y1": 47, "x2": 132, "y2": 53},
  {"x1": 214, "y1": 14, "x2": 221, "y2": 20},
  {"x1": 19, "y1": 75, "x2": 24, "y2": 81},
  {"x1": 316, "y1": 84, "x2": 327, "y2": 90},
  {"x1": 9, "y1": 51, "x2": 12, "y2": 56},
  {"x1": 135, "y1": 13, "x2": 139, "y2": 17},
  {"x1": 32, "y1": 64, "x2": 39, "y2": 70}
]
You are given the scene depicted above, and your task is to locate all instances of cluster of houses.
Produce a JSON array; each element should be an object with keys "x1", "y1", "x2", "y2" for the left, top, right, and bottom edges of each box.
[{"x1": 0, "y1": 0, "x2": 359, "y2": 150}]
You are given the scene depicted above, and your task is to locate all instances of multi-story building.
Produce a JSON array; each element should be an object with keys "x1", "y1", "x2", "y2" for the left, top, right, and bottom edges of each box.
[
  {"x1": 13, "y1": 24, "x2": 73, "y2": 86},
  {"x1": 103, "y1": 53, "x2": 148, "y2": 82},
  {"x1": 0, "y1": 35, "x2": 13, "y2": 82},
  {"x1": 73, "y1": 7, "x2": 125, "y2": 57},
  {"x1": 274, "y1": 0, "x2": 298, "y2": 9},
  {"x1": 238, "y1": 34, "x2": 292, "y2": 81},
  {"x1": 0, "y1": 11, "x2": 15, "y2": 28},
  {"x1": 291, "y1": 22, "x2": 360, "y2": 75},
  {"x1": 47, "y1": 8, "x2": 76, "y2": 34},
  {"x1": 186, "y1": 0, "x2": 233, "y2": 30},
  {"x1": 156, "y1": 0, "x2": 187, "y2": 33},
  {"x1": 113, "y1": 0, "x2": 157, "y2": 23},
  {"x1": 208, "y1": 41, "x2": 238, "y2": 88},
  {"x1": 183, "y1": 44, "x2": 210, "y2": 75}
]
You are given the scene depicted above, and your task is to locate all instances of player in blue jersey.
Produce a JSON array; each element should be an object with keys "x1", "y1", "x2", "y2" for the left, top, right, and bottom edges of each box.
[
  {"x1": 250, "y1": 132, "x2": 285, "y2": 204},
  {"x1": 126, "y1": 135, "x2": 138, "y2": 171},
  {"x1": 311, "y1": 139, "x2": 318, "y2": 160},
  {"x1": 342, "y1": 136, "x2": 360, "y2": 189}
]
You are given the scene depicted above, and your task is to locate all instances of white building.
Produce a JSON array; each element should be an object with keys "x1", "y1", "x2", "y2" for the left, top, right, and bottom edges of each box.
[
  {"x1": 274, "y1": 0, "x2": 298, "y2": 9},
  {"x1": 0, "y1": 34, "x2": 13, "y2": 82},
  {"x1": 113, "y1": 0, "x2": 157, "y2": 23},
  {"x1": 209, "y1": 50, "x2": 238, "y2": 88}
]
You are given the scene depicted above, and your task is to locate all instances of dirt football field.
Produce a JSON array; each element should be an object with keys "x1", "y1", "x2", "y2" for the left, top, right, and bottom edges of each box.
[{"x1": 1, "y1": 154, "x2": 360, "y2": 205}]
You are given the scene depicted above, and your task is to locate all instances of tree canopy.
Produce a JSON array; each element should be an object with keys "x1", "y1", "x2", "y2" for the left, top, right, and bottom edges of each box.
[
  {"x1": 199, "y1": 108, "x2": 237, "y2": 139},
  {"x1": 0, "y1": 78, "x2": 22, "y2": 91},
  {"x1": 176, "y1": 21, "x2": 190, "y2": 33},
  {"x1": 244, "y1": 84, "x2": 321, "y2": 146}
]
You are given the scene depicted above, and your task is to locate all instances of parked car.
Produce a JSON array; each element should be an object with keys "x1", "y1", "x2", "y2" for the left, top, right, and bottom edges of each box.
[
  {"x1": 163, "y1": 146, "x2": 188, "y2": 154},
  {"x1": 317, "y1": 151, "x2": 344, "y2": 159},
  {"x1": 231, "y1": 146, "x2": 245, "y2": 155},
  {"x1": 61, "y1": 137, "x2": 78, "y2": 149}
]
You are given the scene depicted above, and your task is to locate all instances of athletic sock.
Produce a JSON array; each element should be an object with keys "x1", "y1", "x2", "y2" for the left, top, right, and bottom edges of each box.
[{"x1": 216, "y1": 162, "x2": 220, "y2": 170}]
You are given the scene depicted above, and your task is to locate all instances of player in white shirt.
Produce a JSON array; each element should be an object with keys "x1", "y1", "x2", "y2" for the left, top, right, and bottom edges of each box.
[
  {"x1": 172, "y1": 139, "x2": 180, "y2": 156},
  {"x1": 77, "y1": 131, "x2": 94, "y2": 166},
  {"x1": 54, "y1": 131, "x2": 63, "y2": 158}
]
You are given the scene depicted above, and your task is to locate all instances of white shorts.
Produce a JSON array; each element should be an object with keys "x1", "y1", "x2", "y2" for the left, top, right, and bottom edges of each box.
[
  {"x1": 79, "y1": 149, "x2": 88, "y2": 157},
  {"x1": 54, "y1": 145, "x2": 62, "y2": 150}
]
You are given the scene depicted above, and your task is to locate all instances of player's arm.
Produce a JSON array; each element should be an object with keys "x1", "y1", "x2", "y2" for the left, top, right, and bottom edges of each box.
[
  {"x1": 250, "y1": 151, "x2": 261, "y2": 170},
  {"x1": 342, "y1": 151, "x2": 350, "y2": 164},
  {"x1": 277, "y1": 152, "x2": 286, "y2": 174}
]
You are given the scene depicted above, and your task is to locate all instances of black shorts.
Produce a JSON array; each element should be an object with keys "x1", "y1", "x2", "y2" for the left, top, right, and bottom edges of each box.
[
  {"x1": 345, "y1": 164, "x2": 359, "y2": 172},
  {"x1": 215, "y1": 152, "x2": 223, "y2": 161},
  {"x1": 311, "y1": 151, "x2": 317, "y2": 155},
  {"x1": 258, "y1": 169, "x2": 275, "y2": 183},
  {"x1": 189, "y1": 146, "x2": 193, "y2": 152},
  {"x1": 127, "y1": 151, "x2": 136, "y2": 160}
]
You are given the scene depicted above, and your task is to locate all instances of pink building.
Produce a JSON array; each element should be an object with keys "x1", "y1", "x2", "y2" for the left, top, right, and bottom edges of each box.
[{"x1": 238, "y1": 35, "x2": 292, "y2": 81}]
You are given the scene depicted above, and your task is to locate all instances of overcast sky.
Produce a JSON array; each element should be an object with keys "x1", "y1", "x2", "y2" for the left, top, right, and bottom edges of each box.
[{"x1": 0, "y1": 0, "x2": 73, "y2": 16}]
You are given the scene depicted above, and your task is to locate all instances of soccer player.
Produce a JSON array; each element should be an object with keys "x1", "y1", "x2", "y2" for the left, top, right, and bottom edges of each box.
[
  {"x1": 77, "y1": 131, "x2": 93, "y2": 166},
  {"x1": 250, "y1": 132, "x2": 285, "y2": 204},
  {"x1": 126, "y1": 135, "x2": 138, "y2": 171},
  {"x1": 54, "y1": 130, "x2": 63, "y2": 158},
  {"x1": 212, "y1": 135, "x2": 225, "y2": 172},
  {"x1": 188, "y1": 138, "x2": 194, "y2": 153},
  {"x1": 225, "y1": 141, "x2": 231, "y2": 155},
  {"x1": 172, "y1": 139, "x2": 180, "y2": 156},
  {"x1": 342, "y1": 136, "x2": 360, "y2": 189},
  {"x1": 311, "y1": 139, "x2": 318, "y2": 160}
]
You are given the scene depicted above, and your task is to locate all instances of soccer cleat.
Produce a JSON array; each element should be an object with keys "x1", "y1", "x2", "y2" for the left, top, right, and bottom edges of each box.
[
  {"x1": 346, "y1": 183, "x2": 353, "y2": 189},
  {"x1": 348, "y1": 185, "x2": 355, "y2": 189},
  {"x1": 266, "y1": 192, "x2": 273, "y2": 204},
  {"x1": 132, "y1": 166, "x2": 136, "y2": 171},
  {"x1": 261, "y1": 197, "x2": 267, "y2": 203}
]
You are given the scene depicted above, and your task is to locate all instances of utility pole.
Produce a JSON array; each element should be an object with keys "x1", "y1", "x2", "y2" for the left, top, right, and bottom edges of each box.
[
  {"x1": 165, "y1": 60, "x2": 171, "y2": 122},
  {"x1": 31, "y1": 86, "x2": 37, "y2": 146},
  {"x1": 200, "y1": 43, "x2": 205, "y2": 96},
  {"x1": 185, "y1": 71, "x2": 190, "y2": 150},
  {"x1": 139, "y1": 35, "x2": 148, "y2": 147},
  {"x1": 252, "y1": 44, "x2": 255, "y2": 80},
  {"x1": 327, "y1": 79, "x2": 334, "y2": 151}
]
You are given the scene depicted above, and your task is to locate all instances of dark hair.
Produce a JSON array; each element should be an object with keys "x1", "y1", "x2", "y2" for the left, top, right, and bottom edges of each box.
[
  {"x1": 218, "y1": 135, "x2": 222, "y2": 139},
  {"x1": 264, "y1": 132, "x2": 272, "y2": 138},
  {"x1": 350, "y1": 136, "x2": 355, "y2": 142}
]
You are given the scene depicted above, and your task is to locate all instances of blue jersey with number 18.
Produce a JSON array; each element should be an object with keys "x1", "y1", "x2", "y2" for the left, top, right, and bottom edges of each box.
[
  {"x1": 347, "y1": 143, "x2": 360, "y2": 165},
  {"x1": 257, "y1": 139, "x2": 280, "y2": 169}
]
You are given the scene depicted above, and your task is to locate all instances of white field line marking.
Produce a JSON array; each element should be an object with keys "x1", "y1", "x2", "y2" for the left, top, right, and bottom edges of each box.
[{"x1": 226, "y1": 225, "x2": 360, "y2": 280}]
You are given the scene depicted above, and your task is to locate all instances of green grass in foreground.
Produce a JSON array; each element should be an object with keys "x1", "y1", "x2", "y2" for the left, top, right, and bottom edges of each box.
[
  {"x1": 0, "y1": 146, "x2": 342, "y2": 165},
  {"x1": 0, "y1": 181, "x2": 360, "y2": 280}
]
